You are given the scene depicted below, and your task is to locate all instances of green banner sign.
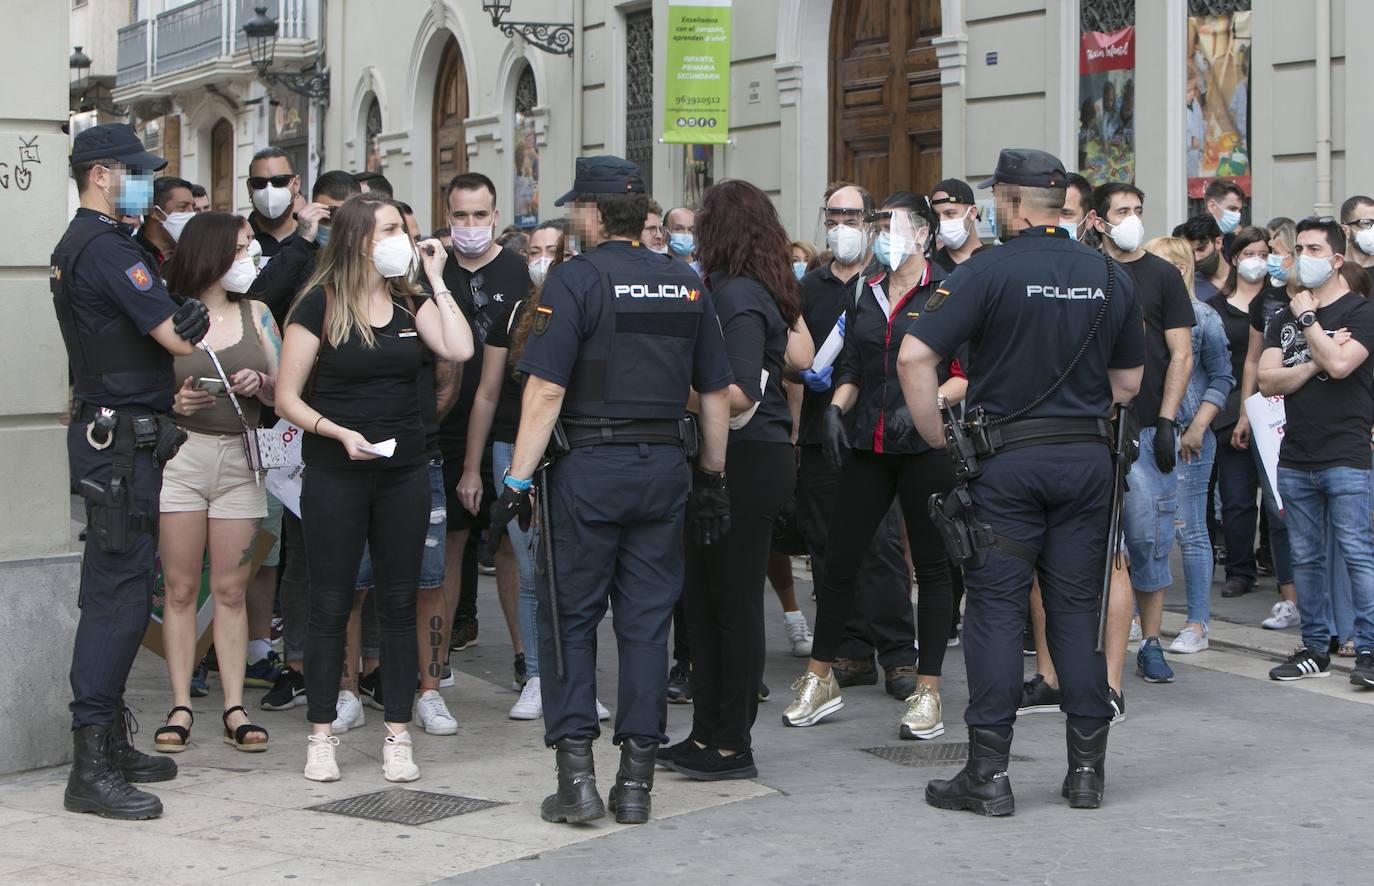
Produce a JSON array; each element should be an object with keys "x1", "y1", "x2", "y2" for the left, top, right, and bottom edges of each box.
[{"x1": 663, "y1": 0, "x2": 731, "y2": 145}]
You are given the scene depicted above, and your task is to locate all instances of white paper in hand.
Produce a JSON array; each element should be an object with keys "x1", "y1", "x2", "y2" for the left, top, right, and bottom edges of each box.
[
  {"x1": 811, "y1": 320, "x2": 845, "y2": 373},
  {"x1": 1243, "y1": 393, "x2": 1285, "y2": 512},
  {"x1": 358, "y1": 438, "x2": 397, "y2": 458}
]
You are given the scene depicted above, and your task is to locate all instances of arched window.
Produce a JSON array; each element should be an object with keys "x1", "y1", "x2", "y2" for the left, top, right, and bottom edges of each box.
[
  {"x1": 365, "y1": 97, "x2": 382, "y2": 172},
  {"x1": 512, "y1": 64, "x2": 539, "y2": 226}
]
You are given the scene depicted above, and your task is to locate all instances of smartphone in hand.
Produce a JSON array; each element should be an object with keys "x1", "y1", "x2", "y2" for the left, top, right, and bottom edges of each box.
[{"x1": 194, "y1": 377, "x2": 226, "y2": 396}]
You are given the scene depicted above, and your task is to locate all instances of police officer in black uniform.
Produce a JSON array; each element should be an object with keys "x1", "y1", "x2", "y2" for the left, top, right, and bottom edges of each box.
[
  {"x1": 898, "y1": 149, "x2": 1145, "y2": 816},
  {"x1": 488, "y1": 156, "x2": 734, "y2": 825},
  {"x1": 54, "y1": 124, "x2": 210, "y2": 820}
]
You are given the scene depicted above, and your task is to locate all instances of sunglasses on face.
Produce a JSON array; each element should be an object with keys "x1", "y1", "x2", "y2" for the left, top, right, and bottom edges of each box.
[{"x1": 247, "y1": 174, "x2": 295, "y2": 190}]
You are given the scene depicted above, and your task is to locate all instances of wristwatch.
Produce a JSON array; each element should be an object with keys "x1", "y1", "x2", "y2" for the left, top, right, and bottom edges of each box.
[{"x1": 1297, "y1": 310, "x2": 1317, "y2": 329}]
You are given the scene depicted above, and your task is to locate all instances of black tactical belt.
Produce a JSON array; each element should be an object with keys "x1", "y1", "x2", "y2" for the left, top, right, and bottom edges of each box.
[
  {"x1": 72, "y1": 401, "x2": 157, "y2": 423},
  {"x1": 557, "y1": 416, "x2": 694, "y2": 451},
  {"x1": 974, "y1": 416, "x2": 1112, "y2": 458}
]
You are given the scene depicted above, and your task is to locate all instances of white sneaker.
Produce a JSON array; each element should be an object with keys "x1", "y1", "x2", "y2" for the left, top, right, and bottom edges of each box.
[
  {"x1": 783, "y1": 611, "x2": 814, "y2": 657},
  {"x1": 331, "y1": 690, "x2": 365, "y2": 733},
  {"x1": 415, "y1": 690, "x2": 458, "y2": 735},
  {"x1": 595, "y1": 699, "x2": 610, "y2": 721},
  {"x1": 304, "y1": 733, "x2": 340, "y2": 782},
  {"x1": 439, "y1": 665, "x2": 455, "y2": 689},
  {"x1": 382, "y1": 729, "x2": 420, "y2": 782},
  {"x1": 1263, "y1": 600, "x2": 1300, "y2": 630},
  {"x1": 1168, "y1": 626, "x2": 1209, "y2": 654},
  {"x1": 509, "y1": 676, "x2": 543, "y2": 720},
  {"x1": 1128, "y1": 620, "x2": 1142, "y2": 643}
]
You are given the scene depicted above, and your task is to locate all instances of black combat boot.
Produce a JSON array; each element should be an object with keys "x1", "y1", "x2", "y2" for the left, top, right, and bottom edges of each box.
[
  {"x1": 109, "y1": 706, "x2": 177, "y2": 783},
  {"x1": 607, "y1": 738, "x2": 656, "y2": 824},
  {"x1": 1061, "y1": 722, "x2": 1109, "y2": 809},
  {"x1": 64, "y1": 724, "x2": 163, "y2": 820},
  {"x1": 540, "y1": 737, "x2": 605, "y2": 823},
  {"x1": 924, "y1": 726, "x2": 1015, "y2": 817}
]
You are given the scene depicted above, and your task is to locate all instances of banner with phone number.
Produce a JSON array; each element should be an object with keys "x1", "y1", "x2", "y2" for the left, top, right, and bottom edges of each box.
[{"x1": 662, "y1": 0, "x2": 731, "y2": 145}]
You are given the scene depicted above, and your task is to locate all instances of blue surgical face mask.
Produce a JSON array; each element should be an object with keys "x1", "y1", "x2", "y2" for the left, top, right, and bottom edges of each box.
[
  {"x1": 792, "y1": 260, "x2": 807, "y2": 280},
  {"x1": 116, "y1": 172, "x2": 154, "y2": 216},
  {"x1": 1217, "y1": 208, "x2": 1241, "y2": 234},
  {"x1": 1266, "y1": 253, "x2": 1288, "y2": 283},
  {"x1": 316, "y1": 225, "x2": 331, "y2": 248},
  {"x1": 1297, "y1": 253, "x2": 1335, "y2": 289},
  {"x1": 1063, "y1": 218, "x2": 1081, "y2": 241},
  {"x1": 669, "y1": 232, "x2": 696, "y2": 257}
]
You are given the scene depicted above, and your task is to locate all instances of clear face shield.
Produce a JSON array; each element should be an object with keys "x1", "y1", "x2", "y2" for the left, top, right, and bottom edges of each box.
[
  {"x1": 815, "y1": 203, "x2": 870, "y2": 266},
  {"x1": 867, "y1": 208, "x2": 932, "y2": 270}
]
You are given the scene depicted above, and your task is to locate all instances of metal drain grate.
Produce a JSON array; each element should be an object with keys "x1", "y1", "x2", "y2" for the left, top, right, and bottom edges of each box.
[
  {"x1": 307, "y1": 788, "x2": 504, "y2": 825},
  {"x1": 862, "y1": 742, "x2": 1032, "y2": 767}
]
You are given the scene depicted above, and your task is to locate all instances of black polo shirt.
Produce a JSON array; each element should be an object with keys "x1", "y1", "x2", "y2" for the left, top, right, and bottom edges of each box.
[{"x1": 797, "y1": 263, "x2": 860, "y2": 446}]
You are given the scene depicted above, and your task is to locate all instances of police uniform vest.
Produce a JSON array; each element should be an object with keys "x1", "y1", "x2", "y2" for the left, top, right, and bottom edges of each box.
[
  {"x1": 51, "y1": 214, "x2": 172, "y2": 409},
  {"x1": 562, "y1": 247, "x2": 707, "y2": 421}
]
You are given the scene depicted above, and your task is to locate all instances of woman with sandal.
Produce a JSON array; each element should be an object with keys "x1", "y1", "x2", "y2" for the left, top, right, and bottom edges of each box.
[{"x1": 154, "y1": 212, "x2": 278, "y2": 755}]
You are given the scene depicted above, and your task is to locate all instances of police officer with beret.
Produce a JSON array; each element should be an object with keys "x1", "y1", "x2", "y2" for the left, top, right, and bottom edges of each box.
[
  {"x1": 54, "y1": 124, "x2": 210, "y2": 820},
  {"x1": 489, "y1": 155, "x2": 734, "y2": 825},
  {"x1": 897, "y1": 149, "x2": 1145, "y2": 816}
]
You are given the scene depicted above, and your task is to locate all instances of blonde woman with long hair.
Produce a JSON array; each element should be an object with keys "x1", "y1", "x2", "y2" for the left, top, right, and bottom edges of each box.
[{"x1": 276, "y1": 193, "x2": 474, "y2": 782}]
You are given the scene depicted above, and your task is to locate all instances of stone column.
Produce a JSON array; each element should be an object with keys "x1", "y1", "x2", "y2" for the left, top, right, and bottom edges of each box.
[{"x1": 0, "y1": 1, "x2": 85, "y2": 775}]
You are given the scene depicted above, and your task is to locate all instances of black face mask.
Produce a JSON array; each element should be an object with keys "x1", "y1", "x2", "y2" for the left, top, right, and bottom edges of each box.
[{"x1": 1197, "y1": 251, "x2": 1220, "y2": 278}]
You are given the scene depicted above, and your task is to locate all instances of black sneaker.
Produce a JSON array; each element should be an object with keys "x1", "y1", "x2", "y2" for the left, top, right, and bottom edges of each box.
[
  {"x1": 512, "y1": 653, "x2": 527, "y2": 692},
  {"x1": 656, "y1": 737, "x2": 697, "y2": 771},
  {"x1": 1108, "y1": 687, "x2": 1126, "y2": 726},
  {"x1": 674, "y1": 747, "x2": 758, "y2": 781},
  {"x1": 1221, "y1": 578, "x2": 1252, "y2": 598},
  {"x1": 666, "y1": 663, "x2": 692, "y2": 704},
  {"x1": 450, "y1": 618, "x2": 479, "y2": 651},
  {"x1": 1350, "y1": 651, "x2": 1374, "y2": 688},
  {"x1": 260, "y1": 667, "x2": 306, "y2": 710},
  {"x1": 358, "y1": 667, "x2": 385, "y2": 711},
  {"x1": 1017, "y1": 674, "x2": 1062, "y2": 715},
  {"x1": 1269, "y1": 646, "x2": 1331, "y2": 681}
]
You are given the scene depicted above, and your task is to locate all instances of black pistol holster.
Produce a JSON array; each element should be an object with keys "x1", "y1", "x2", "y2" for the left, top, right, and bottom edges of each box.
[{"x1": 76, "y1": 407, "x2": 184, "y2": 555}]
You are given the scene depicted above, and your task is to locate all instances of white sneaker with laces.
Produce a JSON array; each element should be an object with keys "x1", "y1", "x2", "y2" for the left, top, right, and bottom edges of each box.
[
  {"x1": 331, "y1": 690, "x2": 365, "y2": 733},
  {"x1": 304, "y1": 733, "x2": 341, "y2": 782},
  {"x1": 1168, "y1": 626, "x2": 1209, "y2": 654},
  {"x1": 595, "y1": 699, "x2": 610, "y2": 721},
  {"x1": 415, "y1": 689, "x2": 458, "y2": 735},
  {"x1": 1263, "y1": 600, "x2": 1300, "y2": 630},
  {"x1": 382, "y1": 729, "x2": 420, "y2": 782},
  {"x1": 783, "y1": 611, "x2": 814, "y2": 657},
  {"x1": 509, "y1": 676, "x2": 543, "y2": 720},
  {"x1": 1128, "y1": 620, "x2": 1142, "y2": 643}
]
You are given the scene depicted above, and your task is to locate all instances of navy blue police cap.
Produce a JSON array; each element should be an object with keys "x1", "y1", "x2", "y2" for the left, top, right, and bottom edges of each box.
[
  {"x1": 554, "y1": 155, "x2": 645, "y2": 206},
  {"x1": 69, "y1": 123, "x2": 167, "y2": 174},
  {"x1": 976, "y1": 149, "x2": 1067, "y2": 189}
]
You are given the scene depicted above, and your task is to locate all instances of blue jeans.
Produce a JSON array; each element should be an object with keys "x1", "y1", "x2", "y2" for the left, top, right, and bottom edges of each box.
[
  {"x1": 1175, "y1": 429, "x2": 1216, "y2": 624},
  {"x1": 1252, "y1": 445, "x2": 1294, "y2": 585},
  {"x1": 1276, "y1": 466, "x2": 1374, "y2": 655},
  {"x1": 1124, "y1": 426, "x2": 1179, "y2": 592},
  {"x1": 493, "y1": 441, "x2": 540, "y2": 679}
]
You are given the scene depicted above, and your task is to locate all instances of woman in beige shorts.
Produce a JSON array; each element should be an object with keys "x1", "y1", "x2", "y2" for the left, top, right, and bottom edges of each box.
[{"x1": 153, "y1": 212, "x2": 279, "y2": 755}]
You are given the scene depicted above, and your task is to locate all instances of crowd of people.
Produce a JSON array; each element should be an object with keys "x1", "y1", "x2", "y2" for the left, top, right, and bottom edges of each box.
[{"x1": 60, "y1": 121, "x2": 1374, "y2": 822}]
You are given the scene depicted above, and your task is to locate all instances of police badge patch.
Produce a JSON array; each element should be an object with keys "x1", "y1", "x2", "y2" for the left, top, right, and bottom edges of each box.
[
  {"x1": 125, "y1": 262, "x2": 154, "y2": 292},
  {"x1": 533, "y1": 304, "x2": 553, "y2": 335},
  {"x1": 925, "y1": 287, "x2": 952, "y2": 311}
]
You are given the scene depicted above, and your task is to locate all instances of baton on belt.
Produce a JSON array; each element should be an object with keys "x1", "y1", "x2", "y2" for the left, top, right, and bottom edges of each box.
[
  {"x1": 534, "y1": 463, "x2": 566, "y2": 681},
  {"x1": 1097, "y1": 407, "x2": 1131, "y2": 653}
]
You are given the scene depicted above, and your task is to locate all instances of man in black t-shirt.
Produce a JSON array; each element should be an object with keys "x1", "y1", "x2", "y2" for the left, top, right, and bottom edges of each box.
[
  {"x1": 792, "y1": 182, "x2": 918, "y2": 694},
  {"x1": 929, "y1": 178, "x2": 987, "y2": 275},
  {"x1": 1093, "y1": 182, "x2": 1195, "y2": 687},
  {"x1": 1258, "y1": 218, "x2": 1374, "y2": 688},
  {"x1": 437, "y1": 172, "x2": 532, "y2": 658}
]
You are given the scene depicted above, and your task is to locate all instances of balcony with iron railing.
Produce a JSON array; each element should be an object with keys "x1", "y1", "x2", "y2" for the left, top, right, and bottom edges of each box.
[{"x1": 115, "y1": 0, "x2": 315, "y2": 95}]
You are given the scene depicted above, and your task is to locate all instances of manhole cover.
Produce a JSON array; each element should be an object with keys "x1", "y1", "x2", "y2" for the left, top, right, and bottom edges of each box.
[
  {"x1": 862, "y1": 742, "x2": 1032, "y2": 767},
  {"x1": 307, "y1": 788, "x2": 504, "y2": 825}
]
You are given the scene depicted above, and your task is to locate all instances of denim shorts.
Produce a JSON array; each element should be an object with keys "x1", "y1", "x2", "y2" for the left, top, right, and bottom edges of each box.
[
  {"x1": 355, "y1": 459, "x2": 447, "y2": 591},
  {"x1": 1123, "y1": 426, "x2": 1179, "y2": 592}
]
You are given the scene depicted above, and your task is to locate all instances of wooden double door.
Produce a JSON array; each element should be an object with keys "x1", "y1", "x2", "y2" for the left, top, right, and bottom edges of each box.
[
  {"x1": 432, "y1": 35, "x2": 468, "y2": 228},
  {"x1": 830, "y1": 0, "x2": 943, "y2": 200}
]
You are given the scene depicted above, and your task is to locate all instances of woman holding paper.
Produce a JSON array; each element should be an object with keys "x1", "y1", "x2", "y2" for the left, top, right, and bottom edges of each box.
[
  {"x1": 782, "y1": 193, "x2": 962, "y2": 741},
  {"x1": 276, "y1": 193, "x2": 474, "y2": 783},
  {"x1": 154, "y1": 212, "x2": 277, "y2": 755},
  {"x1": 667, "y1": 180, "x2": 812, "y2": 782}
]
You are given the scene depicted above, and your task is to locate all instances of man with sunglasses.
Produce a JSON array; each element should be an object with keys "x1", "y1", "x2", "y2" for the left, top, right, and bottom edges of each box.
[{"x1": 1339, "y1": 195, "x2": 1374, "y2": 272}]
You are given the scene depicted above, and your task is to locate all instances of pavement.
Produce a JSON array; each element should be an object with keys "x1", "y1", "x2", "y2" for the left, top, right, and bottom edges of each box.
[{"x1": 2, "y1": 556, "x2": 1371, "y2": 885}]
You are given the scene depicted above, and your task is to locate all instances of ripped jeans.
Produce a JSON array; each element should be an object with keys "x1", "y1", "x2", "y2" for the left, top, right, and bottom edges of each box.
[{"x1": 1124, "y1": 426, "x2": 1181, "y2": 593}]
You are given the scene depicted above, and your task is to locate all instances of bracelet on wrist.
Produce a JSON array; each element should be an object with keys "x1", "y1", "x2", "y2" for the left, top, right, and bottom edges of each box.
[
  {"x1": 313, "y1": 416, "x2": 324, "y2": 434},
  {"x1": 503, "y1": 473, "x2": 533, "y2": 492}
]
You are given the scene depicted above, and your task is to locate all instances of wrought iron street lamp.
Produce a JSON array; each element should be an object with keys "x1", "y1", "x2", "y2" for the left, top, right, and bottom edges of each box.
[
  {"x1": 243, "y1": 6, "x2": 330, "y2": 101},
  {"x1": 482, "y1": 0, "x2": 574, "y2": 56},
  {"x1": 69, "y1": 46, "x2": 128, "y2": 117}
]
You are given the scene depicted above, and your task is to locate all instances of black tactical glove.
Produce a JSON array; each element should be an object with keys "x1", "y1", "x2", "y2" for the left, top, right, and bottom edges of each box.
[
  {"x1": 821, "y1": 404, "x2": 849, "y2": 471},
  {"x1": 488, "y1": 480, "x2": 534, "y2": 556},
  {"x1": 688, "y1": 469, "x2": 731, "y2": 546},
  {"x1": 1153, "y1": 417, "x2": 1177, "y2": 474},
  {"x1": 171, "y1": 297, "x2": 211, "y2": 345}
]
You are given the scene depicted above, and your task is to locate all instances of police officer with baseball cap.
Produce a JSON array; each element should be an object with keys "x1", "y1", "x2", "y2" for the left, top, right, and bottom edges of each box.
[
  {"x1": 490, "y1": 155, "x2": 734, "y2": 825},
  {"x1": 897, "y1": 148, "x2": 1145, "y2": 815},
  {"x1": 55, "y1": 123, "x2": 210, "y2": 820}
]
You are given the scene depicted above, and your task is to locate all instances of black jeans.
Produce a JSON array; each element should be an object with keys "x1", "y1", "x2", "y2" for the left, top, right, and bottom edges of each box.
[
  {"x1": 795, "y1": 445, "x2": 916, "y2": 668},
  {"x1": 812, "y1": 448, "x2": 955, "y2": 676},
  {"x1": 1214, "y1": 435, "x2": 1259, "y2": 587},
  {"x1": 684, "y1": 440, "x2": 795, "y2": 752},
  {"x1": 279, "y1": 510, "x2": 310, "y2": 664},
  {"x1": 302, "y1": 463, "x2": 429, "y2": 725}
]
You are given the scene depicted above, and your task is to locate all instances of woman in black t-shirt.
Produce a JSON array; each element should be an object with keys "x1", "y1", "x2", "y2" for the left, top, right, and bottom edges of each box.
[
  {"x1": 780, "y1": 193, "x2": 960, "y2": 741},
  {"x1": 276, "y1": 194, "x2": 473, "y2": 784},
  {"x1": 669, "y1": 181, "x2": 814, "y2": 782}
]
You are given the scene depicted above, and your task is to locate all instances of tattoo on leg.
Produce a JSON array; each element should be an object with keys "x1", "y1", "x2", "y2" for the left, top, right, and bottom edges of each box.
[
  {"x1": 238, "y1": 541, "x2": 255, "y2": 567},
  {"x1": 429, "y1": 616, "x2": 443, "y2": 678}
]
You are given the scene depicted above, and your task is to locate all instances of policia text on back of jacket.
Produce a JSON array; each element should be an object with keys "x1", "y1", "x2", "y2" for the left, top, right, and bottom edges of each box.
[
  {"x1": 53, "y1": 124, "x2": 212, "y2": 822},
  {"x1": 897, "y1": 149, "x2": 1145, "y2": 818},
  {"x1": 487, "y1": 155, "x2": 734, "y2": 827}
]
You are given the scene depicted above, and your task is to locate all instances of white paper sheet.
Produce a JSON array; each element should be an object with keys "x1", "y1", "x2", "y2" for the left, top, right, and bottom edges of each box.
[{"x1": 1243, "y1": 392, "x2": 1285, "y2": 512}]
